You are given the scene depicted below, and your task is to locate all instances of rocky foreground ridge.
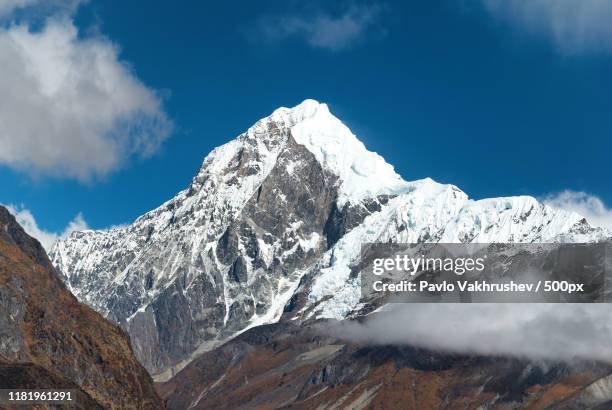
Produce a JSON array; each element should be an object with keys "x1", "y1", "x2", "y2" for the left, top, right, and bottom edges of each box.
[{"x1": 0, "y1": 206, "x2": 162, "y2": 409}]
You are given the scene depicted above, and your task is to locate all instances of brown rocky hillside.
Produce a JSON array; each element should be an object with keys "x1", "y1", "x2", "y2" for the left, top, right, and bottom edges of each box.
[{"x1": 0, "y1": 206, "x2": 163, "y2": 409}]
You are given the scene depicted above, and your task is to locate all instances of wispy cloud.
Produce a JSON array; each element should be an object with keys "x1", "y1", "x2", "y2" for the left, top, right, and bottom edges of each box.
[
  {"x1": 0, "y1": 0, "x2": 84, "y2": 21},
  {"x1": 334, "y1": 304, "x2": 612, "y2": 364},
  {"x1": 0, "y1": 0, "x2": 37, "y2": 17},
  {"x1": 257, "y1": 3, "x2": 386, "y2": 51},
  {"x1": 543, "y1": 190, "x2": 612, "y2": 231},
  {"x1": 4, "y1": 204, "x2": 88, "y2": 252},
  {"x1": 481, "y1": 0, "x2": 612, "y2": 54},
  {"x1": 0, "y1": 1, "x2": 172, "y2": 182}
]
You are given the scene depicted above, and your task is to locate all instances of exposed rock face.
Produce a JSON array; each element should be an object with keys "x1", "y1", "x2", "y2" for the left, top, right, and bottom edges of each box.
[
  {"x1": 159, "y1": 320, "x2": 612, "y2": 409},
  {"x1": 0, "y1": 206, "x2": 162, "y2": 409},
  {"x1": 0, "y1": 359, "x2": 103, "y2": 409},
  {"x1": 49, "y1": 101, "x2": 388, "y2": 378},
  {"x1": 50, "y1": 99, "x2": 609, "y2": 380}
]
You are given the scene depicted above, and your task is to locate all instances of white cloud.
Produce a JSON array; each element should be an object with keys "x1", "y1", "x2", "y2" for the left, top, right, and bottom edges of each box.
[
  {"x1": 258, "y1": 3, "x2": 385, "y2": 51},
  {"x1": 0, "y1": 0, "x2": 35, "y2": 16},
  {"x1": 4, "y1": 204, "x2": 88, "y2": 252},
  {"x1": 543, "y1": 190, "x2": 612, "y2": 231},
  {"x1": 481, "y1": 0, "x2": 612, "y2": 54},
  {"x1": 0, "y1": 0, "x2": 83, "y2": 19},
  {"x1": 334, "y1": 303, "x2": 612, "y2": 364},
  {"x1": 335, "y1": 191, "x2": 612, "y2": 363},
  {"x1": 0, "y1": 10, "x2": 172, "y2": 181}
]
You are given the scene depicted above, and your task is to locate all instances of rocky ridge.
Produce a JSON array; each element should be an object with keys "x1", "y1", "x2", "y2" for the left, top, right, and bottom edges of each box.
[{"x1": 0, "y1": 206, "x2": 162, "y2": 409}]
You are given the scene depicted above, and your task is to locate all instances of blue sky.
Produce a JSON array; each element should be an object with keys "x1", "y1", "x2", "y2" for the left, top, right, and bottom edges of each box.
[{"x1": 1, "y1": 0, "x2": 611, "y2": 246}]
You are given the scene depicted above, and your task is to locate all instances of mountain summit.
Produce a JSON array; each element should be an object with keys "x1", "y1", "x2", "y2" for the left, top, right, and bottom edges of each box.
[
  {"x1": 263, "y1": 99, "x2": 411, "y2": 205},
  {"x1": 50, "y1": 100, "x2": 608, "y2": 379}
]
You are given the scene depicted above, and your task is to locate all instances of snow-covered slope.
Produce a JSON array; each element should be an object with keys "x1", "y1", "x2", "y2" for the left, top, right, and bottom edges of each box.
[
  {"x1": 287, "y1": 100, "x2": 410, "y2": 205},
  {"x1": 301, "y1": 182, "x2": 606, "y2": 320},
  {"x1": 50, "y1": 99, "x2": 608, "y2": 378}
]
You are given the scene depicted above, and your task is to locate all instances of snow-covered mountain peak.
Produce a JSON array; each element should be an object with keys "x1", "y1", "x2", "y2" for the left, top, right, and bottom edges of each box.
[
  {"x1": 268, "y1": 98, "x2": 325, "y2": 126},
  {"x1": 186, "y1": 99, "x2": 411, "y2": 207},
  {"x1": 288, "y1": 101, "x2": 411, "y2": 206},
  {"x1": 49, "y1": 99, "x2": 610, "y2": 377},
  {"x1": 258, "y1": 99, "x2": 412, "y2": 205}
]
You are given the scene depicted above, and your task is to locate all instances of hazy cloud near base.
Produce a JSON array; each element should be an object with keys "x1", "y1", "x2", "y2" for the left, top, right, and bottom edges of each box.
[{"x1": 333, "y1": 303, "x2": 612, "y2": 364}]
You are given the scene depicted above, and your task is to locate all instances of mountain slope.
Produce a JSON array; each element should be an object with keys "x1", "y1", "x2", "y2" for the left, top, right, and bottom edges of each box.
[
  {"x1": 50, "y1": 99, "x2": 608, "y2": 379},
  {"x1": 291, "y1": 182, "x2": 607, "y2": 320},
  {"x1": 158, "y1": 320, "x2": 612, "y2": 410},
  {"x1": 0, "y1": 206, "x2": 162, "y2": 409}
]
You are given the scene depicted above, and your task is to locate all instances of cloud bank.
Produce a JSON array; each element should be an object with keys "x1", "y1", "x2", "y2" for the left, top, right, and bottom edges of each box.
[
  {"x1": 258, "y1": 3, "x2": 386, "y2": 51},
  {"x1": 481, "y1": 0, "x2": 612, "y2": 54},
  {"x1": 543, "y1": 191, "x2": 612, "y2": 231},
  {"x1": 334, "y1": 303, "x2": 612, "y2": 364},
  {"x1": 5, "y1": 204, "x2": 88, "y2": 251},
  {"x1": 0, "y1": 3, "x2": 172, "y2": 181}
]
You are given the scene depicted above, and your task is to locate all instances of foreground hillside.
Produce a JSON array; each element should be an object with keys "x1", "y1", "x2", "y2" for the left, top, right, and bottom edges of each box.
[{"x1": 0, "y1": 206, "x2": 162, "y2": 409}]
